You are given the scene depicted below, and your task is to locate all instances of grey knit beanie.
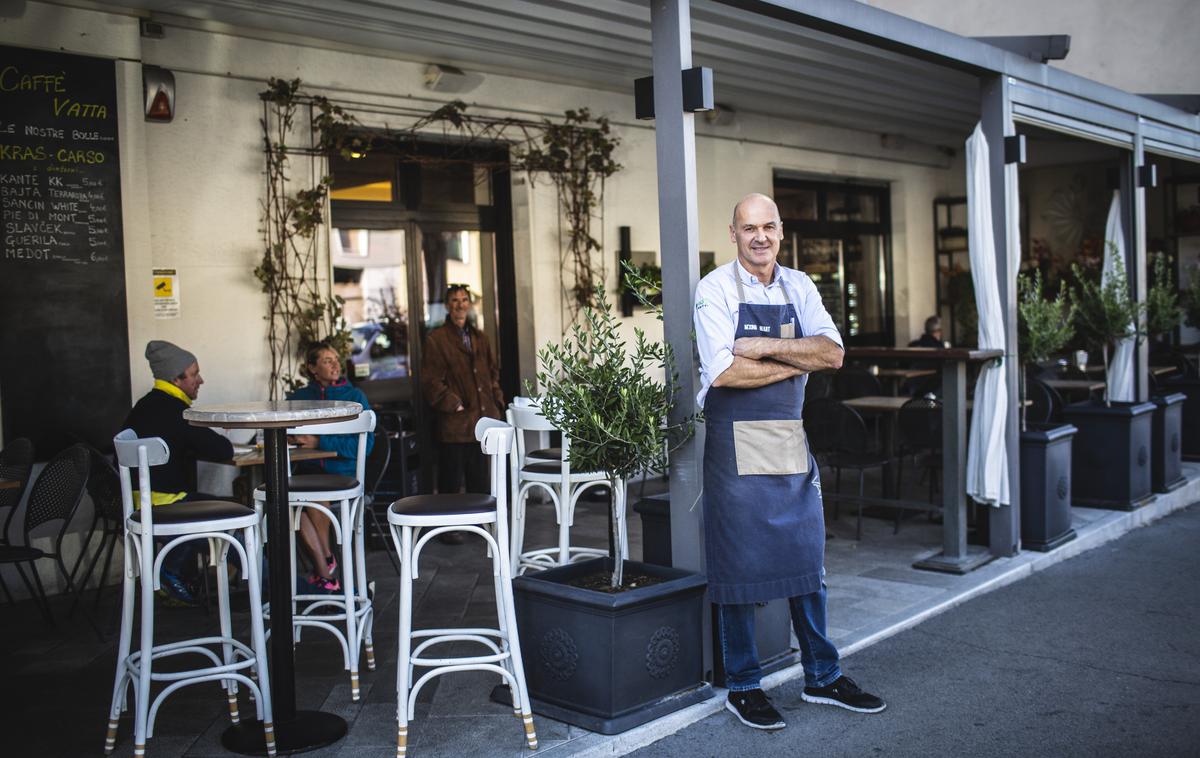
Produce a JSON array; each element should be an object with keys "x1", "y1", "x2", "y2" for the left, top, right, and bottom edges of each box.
[{"x1": 145, "y1": 340, "x2": 197, "y2": 381}]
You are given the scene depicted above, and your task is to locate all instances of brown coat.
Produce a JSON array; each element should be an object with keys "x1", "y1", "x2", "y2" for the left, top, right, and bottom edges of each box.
[{"x1": 421, "y1": 321, "x2": 505, "y2": 443}]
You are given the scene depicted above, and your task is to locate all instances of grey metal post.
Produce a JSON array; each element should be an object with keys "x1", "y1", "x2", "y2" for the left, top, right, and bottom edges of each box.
[
  {"x1": 1129, "y1": 125, "x2": 1150, "y2": 402},
  {"x1": 942, "y1": 361, "x2": 968, "y2": 559},
  {"x1": 981, "y1": 74, "x2": 1021, "y2": 558},
  {"x1": 651, "y1": 0, "x2": 704, "y2": 574}
]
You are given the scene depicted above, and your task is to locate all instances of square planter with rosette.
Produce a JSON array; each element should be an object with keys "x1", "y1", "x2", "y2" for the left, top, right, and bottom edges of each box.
[
  {"x1": 1019, "y1": 423, "x2": 1078, "y2": 551},
  {"x1": 511, "y1": 557, "x2": 711, "y2": 735},
  {"x1": 1061, "y1": 400, "x2": 1156, "y2": 510},
  {"x1": 1151, "y1": 392, "x2": 1187, "y2": 493}
]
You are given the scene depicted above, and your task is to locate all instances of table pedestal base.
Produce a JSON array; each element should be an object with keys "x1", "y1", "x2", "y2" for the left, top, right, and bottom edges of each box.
[
  {"x1": 221, "y1": 712, "x2": 348, "y2": 756},
  {"x1": 912, "y1": 545, "x2": 993, "y2": 575}
]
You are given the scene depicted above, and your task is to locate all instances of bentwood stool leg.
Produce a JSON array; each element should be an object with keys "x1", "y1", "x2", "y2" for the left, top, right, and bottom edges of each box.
[
  {"x1": 355, "y1": 498, "x2": 376, "y2": 671},
  {"x1": 494, "y1": 519, "x2": 538, "y2": 749},
  {"x1": 104, "y1": 535, "x2": 136, "y2": 755},
  {"x1": 243, "y1": 523, "x2": 277, "y2": 755},
  {"x1": 394, "y1": 524, "x2": 414, "y2": 757},
  {"x1": 215, "y1": 538, "x2": 241, "y2": 724},
  {"x1": 132, "y1": 540, "x2": 157, "y2": 756},
  {"x1": 338, "y1": 497, "x2": 361, "y2": 701}
]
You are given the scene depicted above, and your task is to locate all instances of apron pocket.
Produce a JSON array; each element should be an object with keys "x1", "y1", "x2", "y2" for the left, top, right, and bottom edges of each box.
[{"x1": 732, "y1": 419, "x2": 810, "y2": 476}]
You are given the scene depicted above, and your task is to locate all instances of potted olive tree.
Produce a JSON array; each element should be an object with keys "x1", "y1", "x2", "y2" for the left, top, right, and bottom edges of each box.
[
  {"x1": 1062, "y1": 258, "x2": 1156, "y2": 510},
  {"x1": 509, "y1": 282, "x2": 710, "y2": 734},
  {"x1": 1144, "y1": 253, "x2": 1188, "y2": 491},
  {"x1": 1017, "y1": 271, "x2": 1078, "y2": 550}
]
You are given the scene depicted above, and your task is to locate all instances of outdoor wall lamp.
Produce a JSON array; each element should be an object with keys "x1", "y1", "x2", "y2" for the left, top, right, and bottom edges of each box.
[
  {"x1": 633, "y1": 67, "x2": 714, "y2": 120},
  {"x1": 143, "y1": 65, "x2": 175, "y2": 122},
  {"x1": 1004, "y1": 134, "x2": 1026, "y2": 164},
  {"x1": 1137, "y1": 164, "x2": 1158, "y2": 188}
]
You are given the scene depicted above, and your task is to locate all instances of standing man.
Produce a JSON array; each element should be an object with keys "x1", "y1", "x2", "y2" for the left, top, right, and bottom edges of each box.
[
  {"x1": 694, "y1": 194, "x2": 885, "y2": 730},
  {"x1": 421, "y1": 284, "x2": 505, "y2": 543},
  {"x1": 124, "y1": 340, "x2": 234, "y2": 604}
]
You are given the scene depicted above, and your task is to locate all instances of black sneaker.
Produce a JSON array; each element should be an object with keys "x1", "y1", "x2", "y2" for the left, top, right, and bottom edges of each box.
[
  {"x1": 725, "y1": 688, "x2": 786, "y2": 730},
  {"x1": 801, "y1": 675, "x2": 886, "y2": 713}
]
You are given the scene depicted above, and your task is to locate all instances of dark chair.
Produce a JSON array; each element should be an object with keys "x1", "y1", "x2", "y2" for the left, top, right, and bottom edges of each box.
[
  {"x1": 1023, "y1": 376, "x2": 1063, "y2": 426},
  {"x1": 363, "y1": 427, "x2": 399, "y2": 575},
  {"x1": 834, "y1": 367, "x2": 883, "y2": 400},
  {"x1": 68, "y1": 445, "x2": 125, "y2": 616},
  {"x1": 0, "y1": 438, "x2": 35, "y2": 604},
  {"x1": 897, "y1": 395, "x2": 942, "y2": 511},
  {"x1": 804, "y1": 371, "x2": 834, "y2": 404},
  {"x1": 0, "y1": 444, "x2": 90, "y2": 623},
  {"x1": 804, "y1": 399, "x2": 891, "y2": 540},
  {"x1": 901, "y1": 373, "x2": 941, "y2": 399}
]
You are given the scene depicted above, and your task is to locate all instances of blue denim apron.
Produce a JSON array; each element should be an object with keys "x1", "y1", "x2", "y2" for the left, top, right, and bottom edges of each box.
[{"x1": 703, "y1": 273, "x2": 825, "y2": 604}]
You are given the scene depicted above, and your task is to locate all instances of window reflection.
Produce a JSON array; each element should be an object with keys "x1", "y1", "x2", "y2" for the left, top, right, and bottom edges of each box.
[{"x1": 332, "y1": 228, "x2": 410, "y2": 380}]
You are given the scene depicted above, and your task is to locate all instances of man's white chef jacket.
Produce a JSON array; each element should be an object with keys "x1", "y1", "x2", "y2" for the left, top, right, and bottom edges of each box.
[{"x1": 693, "y1": 259, "x2": 843, "y2": 407}]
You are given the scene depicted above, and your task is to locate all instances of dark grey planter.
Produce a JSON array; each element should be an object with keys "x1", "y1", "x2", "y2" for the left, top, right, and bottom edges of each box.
[
  {"x1": 1061, "y1": 400, "x2": 1156, "y2": 510},
  {"x1": 633, "y1": 494, "x2": 800, "y2": 685},
  {"x1": 1162, "y1": 376, "x2": 1200, "y2": 462},
  {"x1": 1151, "y1": 393, "x2": 1187, "y2": 493},
  {"x1": 511, "y1": 557, "x2": 711, "y2": 734},
  {"x1": 1019, "y1": 423, "x2": 1078, "y2": 551}
]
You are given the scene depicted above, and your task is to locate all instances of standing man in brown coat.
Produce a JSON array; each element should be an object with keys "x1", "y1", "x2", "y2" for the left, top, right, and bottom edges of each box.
[{"x1": 421, "y1": 285, "x2": 505, "y2": 537}]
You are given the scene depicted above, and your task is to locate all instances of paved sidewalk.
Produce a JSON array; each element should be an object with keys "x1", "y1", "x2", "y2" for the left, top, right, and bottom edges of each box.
[
  {"x1": 2, "y1": 467, "x2": 1196, "y2": 757},
  {"x1": 629, "y1": 503, "x2": 1200, "y2": 758}
]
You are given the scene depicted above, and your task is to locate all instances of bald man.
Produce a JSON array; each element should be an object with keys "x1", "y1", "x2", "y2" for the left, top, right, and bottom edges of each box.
[{"x1": 693, "y1": 193, "x2": 885, "y2": 730}]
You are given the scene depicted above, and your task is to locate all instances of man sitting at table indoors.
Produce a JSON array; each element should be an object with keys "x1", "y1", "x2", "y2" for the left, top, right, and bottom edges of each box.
[{"x1": 123, "y1": 340, "x2": 235, "y2": 605}]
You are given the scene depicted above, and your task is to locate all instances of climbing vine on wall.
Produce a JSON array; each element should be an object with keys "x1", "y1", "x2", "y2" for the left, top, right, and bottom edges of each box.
[
  {"x1": 258, "y1": 80, "x2": 622, "y2": 393},
  {"x1": 257, "y1": 78, "x2": 367, "y2": 398}
]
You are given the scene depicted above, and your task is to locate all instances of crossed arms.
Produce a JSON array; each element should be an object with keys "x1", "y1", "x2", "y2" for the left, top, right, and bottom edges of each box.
[{"x1": 712, "y1": 335, "x2": 844, "y2": 389}]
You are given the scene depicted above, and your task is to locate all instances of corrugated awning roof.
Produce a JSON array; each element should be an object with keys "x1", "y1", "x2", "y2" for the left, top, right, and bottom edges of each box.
[{"x1": 111, "y1": 0, "x2": 1199, "y2": 155}]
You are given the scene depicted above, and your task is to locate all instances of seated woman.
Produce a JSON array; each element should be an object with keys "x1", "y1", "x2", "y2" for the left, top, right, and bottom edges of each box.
[{"x1": 287, "y1": 341, "x2": 374, "y2": 592}]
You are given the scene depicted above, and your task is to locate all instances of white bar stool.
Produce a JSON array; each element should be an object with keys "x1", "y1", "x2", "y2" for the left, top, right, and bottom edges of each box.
[
  {"x1": 387, "y1": 418, "x2": 537, "y2": 757},
  {"x1": 506, "y1": 403, "x2": 626, "y2": 575},
  {"x1": 105, "y1": 430, "x2": 275, "y2": 757},
  {"x1": 252, "y1": 410, "x2": 376, "y2": 701}
]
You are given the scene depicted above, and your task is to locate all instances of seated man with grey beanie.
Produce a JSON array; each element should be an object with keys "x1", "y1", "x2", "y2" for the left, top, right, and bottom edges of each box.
[{"x1": 123, "y1": 340, "x2": 234, "y2": 605}]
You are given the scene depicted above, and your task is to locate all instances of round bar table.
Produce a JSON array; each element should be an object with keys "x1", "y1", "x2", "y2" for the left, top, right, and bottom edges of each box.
[{"x1": 185, "y1": 400, "x2": 361, "y2": 755}]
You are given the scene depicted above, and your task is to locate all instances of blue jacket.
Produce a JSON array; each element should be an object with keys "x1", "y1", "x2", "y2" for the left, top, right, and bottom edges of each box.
[{"x1": 287, "y1": 379, "x2": 374, "y2": 479}]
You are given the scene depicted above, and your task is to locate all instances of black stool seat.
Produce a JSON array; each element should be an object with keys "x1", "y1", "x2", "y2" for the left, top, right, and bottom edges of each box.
[
  {"x1": 253, "y1": 474, "x2": 360, "y2": 493},
  {"x1": 389, "y1": 493, "x2": 496, "y2": 517},
  {"x1": 527, "y1": 447, "x2": 562, "y2": 460},
  {"x1": 130, "y1": 500, "x2": 253, "y2": 524},
  {"x1": 521, "y1": 460, "x2": 562, "y2": 475}
]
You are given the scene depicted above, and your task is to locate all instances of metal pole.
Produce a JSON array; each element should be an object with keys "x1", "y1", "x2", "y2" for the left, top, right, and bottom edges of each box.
[
  {"x1": 650, "y1": 0, "x2": 709, "y2": 669},
  {"x1": 1130, "y1": 123, "x2": 1149, "y2": 403},
  {"x1": 981, "y1": 74, "x2": 1021, "y2": 558}
]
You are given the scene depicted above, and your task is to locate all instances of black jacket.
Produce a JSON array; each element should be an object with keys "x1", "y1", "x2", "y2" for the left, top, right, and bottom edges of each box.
[{"x1": 123, "y1": 387, "x2": 234, "y2": 495}]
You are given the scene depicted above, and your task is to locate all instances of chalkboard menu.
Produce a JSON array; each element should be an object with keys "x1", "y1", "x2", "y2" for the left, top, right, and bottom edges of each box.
[{"x1": 0, "y1": 45, "x2": 130, "y2": 457}]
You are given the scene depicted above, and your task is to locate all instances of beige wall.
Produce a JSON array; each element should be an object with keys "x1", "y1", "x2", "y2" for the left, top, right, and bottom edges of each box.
[
  {"x1": 0, "y1": 0, "x2": 987, "y2": 599},
  {"x1": 863, "y1": 0, "x2": 1200, "y2": 95},
  {"x1": 1, "y1": 1, "x2": 957, "y2": 418}
]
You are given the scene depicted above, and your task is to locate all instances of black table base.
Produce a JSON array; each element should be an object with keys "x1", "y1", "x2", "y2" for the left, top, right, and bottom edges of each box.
[
  {"x1": 223, "y1": 426, "x2": 347, "y2": 755},
  {"x1": 221, "y1": 712, "x2": 348, "y2": 756}
]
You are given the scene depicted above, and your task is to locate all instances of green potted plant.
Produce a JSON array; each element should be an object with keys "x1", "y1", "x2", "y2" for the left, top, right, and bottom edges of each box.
[
  {"x1": 1143, "y1": 253, "x2": 1188, "y2": 492},
  {"x1": 1017, "y1": 271, "x2": 1078, "y2": 550},
  {"x1": 510, "y1": 281, "x2": 710, "y2": 734},
  {"x1": 1062, "y1": 257, "x2": 1156, "y2": 510}
]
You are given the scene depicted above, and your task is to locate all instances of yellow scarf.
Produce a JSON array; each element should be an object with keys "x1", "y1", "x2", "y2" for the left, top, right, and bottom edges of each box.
[{"x1": 146, "y1": 380, "x2": 192, "y2": 506}]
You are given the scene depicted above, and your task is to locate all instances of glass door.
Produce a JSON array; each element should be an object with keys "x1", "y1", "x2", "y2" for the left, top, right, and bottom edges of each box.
[{"x1": 415, "y1": 227, "x2": 500, "y2": 358}]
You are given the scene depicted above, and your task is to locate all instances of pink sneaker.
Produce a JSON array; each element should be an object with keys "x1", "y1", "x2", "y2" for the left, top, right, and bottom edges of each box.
[{"x1": 305, "y1": 573, "x2": 341, "y2": 593}]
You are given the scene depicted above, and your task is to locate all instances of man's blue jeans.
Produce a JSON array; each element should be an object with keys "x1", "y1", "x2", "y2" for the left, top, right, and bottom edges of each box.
[{"x1": 718, "y1": 584, "x2": 841, "y2": 691}]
